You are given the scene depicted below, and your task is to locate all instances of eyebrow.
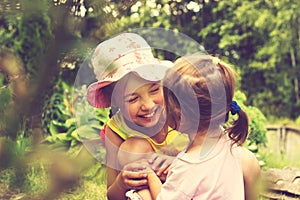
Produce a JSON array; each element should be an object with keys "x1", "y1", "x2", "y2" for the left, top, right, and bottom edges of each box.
[
  {"x1": 123, "y1": 83, "x2": 160, "y2": 99},
  {"x1": 150, "y1": 82, "x2": 160, "y2": 87},
  {"x1": 124, "y1": 92, "x2": 137, "y2": 99}
]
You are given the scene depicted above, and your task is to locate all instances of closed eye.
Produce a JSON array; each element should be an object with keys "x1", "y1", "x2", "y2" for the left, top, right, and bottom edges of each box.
[
  {"x1": 150, "y1": 87, "x2": 160, "y2": 93},
  {"x1": 125, "y1": 95, "x2": 138, "y2": 103},
  {"x1": 149, "y1": 84, "x2": 161, "y2": 94}
]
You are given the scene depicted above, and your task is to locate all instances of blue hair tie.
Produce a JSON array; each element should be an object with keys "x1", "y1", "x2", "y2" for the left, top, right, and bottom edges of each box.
[{"x1": 231, "y1": 101, "x2": 241, "y2": 115}]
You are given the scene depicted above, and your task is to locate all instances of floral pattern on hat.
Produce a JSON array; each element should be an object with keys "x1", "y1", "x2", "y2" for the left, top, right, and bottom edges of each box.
[{"x1": 87, "y1": 33, "x2": 173, "y2": 108}]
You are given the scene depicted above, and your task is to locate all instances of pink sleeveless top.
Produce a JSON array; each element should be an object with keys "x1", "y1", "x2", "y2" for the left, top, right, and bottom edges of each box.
[{"x1": 156, "y1": 134, "x2": 244, "y2": 200}]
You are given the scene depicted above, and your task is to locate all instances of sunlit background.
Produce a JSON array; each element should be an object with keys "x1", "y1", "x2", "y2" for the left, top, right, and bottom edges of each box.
[{"x1": 0, "y1": 0, "x2": 299, "y2": 199}]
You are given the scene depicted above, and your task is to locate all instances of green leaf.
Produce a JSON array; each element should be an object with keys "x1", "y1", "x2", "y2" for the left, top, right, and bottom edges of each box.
[
  {"x1": 247, "y1": 144, "x2": 258, "y2": 153},
  {"x1": 51, "y1": 120, "x2": 67, "y2": 128},
  {"x1": 76, "y1": 124, "x2": 101, "y2": 140},
  {"x1": 55, "y1": 133, "x2": 71, "y2": 141},
  {"x1": 70, "y1": 129, "x2": 81, "y2": 142},
  {"x1": 49, "y1": 121, "x2": 58, "y2": 136},
  {"x1": 65, "y1": 118, "x2": 76, "y2": 128}
]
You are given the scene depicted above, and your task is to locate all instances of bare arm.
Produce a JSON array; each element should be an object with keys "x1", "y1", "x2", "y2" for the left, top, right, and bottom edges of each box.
[
  {"x1": 132, "y1": 163, "x2": 163, "y2": 200},
  {"x1": 118, "y1": 137, "x2": 171, "y2": 200},
  {"x1": 105, "y1": 126, "x2": 127, "y2": 200},
  {"x1": 147, "y1": 170, "x2": 163, "y2": 200},
  {"x1": 239, "y1": 147, "x2": 261, "y2": 200},
  {"x1": 106, "y1": 167, "x2": 128, "y2": 200},
  {"x1": 117, "y1": 137, "x2": 153, "y2": 167},
  {"x1": 105, "y1": 128, "x2": 152, "y2": 200}
]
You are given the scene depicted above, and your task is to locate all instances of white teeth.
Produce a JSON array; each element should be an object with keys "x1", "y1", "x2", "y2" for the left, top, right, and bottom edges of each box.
[{"x1": 143, "y1": 112, "x2": 154, "y2": 118}]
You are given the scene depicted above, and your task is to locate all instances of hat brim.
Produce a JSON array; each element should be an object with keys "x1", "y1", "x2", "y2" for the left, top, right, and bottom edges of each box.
[
  {"x1": 87, "y1": 81, "x2": 113, "y2": 108},
  {"x1": 87, "y1": 62, "x2": 171, "y2": 108}
]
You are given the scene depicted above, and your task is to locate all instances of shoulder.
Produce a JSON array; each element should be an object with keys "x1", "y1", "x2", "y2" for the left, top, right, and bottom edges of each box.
[
  {"x1": 237, "y1": 146, "x2": 260, "y2": 181},
  {"x1": 107, "y1": 111, "x2": 129, "y2": 140},
  {"x1": 236, "y1": 146, "x2": 262, "y2": 200},
  {"x1": 106, "y1": 111, "x2": 121, "y2": 131},
  {"x1": 105, "y1": 125, "x2": 124, "y2": 148},
  {"x1": 238, "y1": 147, "x2": 259, "y2": 167},
  {"x1": 166, "y1": 127, "x2": 189, "y2": 142}
]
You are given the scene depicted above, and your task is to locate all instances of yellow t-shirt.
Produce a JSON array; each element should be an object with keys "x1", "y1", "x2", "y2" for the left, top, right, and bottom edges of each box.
[{"x1": 107, "y1": 111, "x2": 189, "y2": 155}]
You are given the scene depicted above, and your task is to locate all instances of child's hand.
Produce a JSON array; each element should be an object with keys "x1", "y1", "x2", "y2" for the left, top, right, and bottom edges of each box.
[
  {"x1": 148, "y1": 153, "x2": 175, "y2": 177},
  {"x1": 119, "y1": 160, "x2": 152, "y2": 191}
]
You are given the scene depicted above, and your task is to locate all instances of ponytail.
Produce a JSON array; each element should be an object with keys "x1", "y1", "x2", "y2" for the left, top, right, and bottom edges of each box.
[
  {"x1": 215, "y1": 58, "x2": 249, "y2": 146},
  {"x1": 226, "y1": 107, "x2": 249, "y2": 146}
]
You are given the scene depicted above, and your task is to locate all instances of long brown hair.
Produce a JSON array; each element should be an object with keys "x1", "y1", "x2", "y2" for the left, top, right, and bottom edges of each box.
[{"x1": 163, "y1": 53, "x2": 248, "y2": 145}]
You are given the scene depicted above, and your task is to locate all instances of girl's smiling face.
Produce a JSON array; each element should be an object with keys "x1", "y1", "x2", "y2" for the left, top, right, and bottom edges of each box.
[{"x1": 115, "y1": 73, "x2": 164, "y2": 127}]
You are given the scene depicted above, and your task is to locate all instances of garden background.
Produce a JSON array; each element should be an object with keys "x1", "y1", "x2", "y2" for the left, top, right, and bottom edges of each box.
[{"x1": 0, "y1": 0, "x2": 299, "y2": 199}]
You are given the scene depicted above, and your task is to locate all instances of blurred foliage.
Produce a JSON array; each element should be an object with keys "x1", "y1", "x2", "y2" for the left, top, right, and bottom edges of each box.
[
  {"x1": 0, "y1": 75, "x2": 12, "y2": 131},
  {"x1": 0, "y1": 150, "x2": 107, "y2": 199},
  {"x1": 0, "y1": 0, "x2": 298, "y2": 140},
  {"x1": 42, "y1": 80, "x2": 109, "y2": 160},
  {"x1": 111, "y1": 0, "x2": 300, "y2": 119},
  {"x1": 0, "y1": 0, "x2": 299, "y2": 196},
  {"x1": 199, "y1": 0, "x2": 300, "y2": 119}
]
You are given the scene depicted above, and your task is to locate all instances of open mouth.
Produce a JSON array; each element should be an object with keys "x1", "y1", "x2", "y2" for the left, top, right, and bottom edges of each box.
[
  {"x1": 140, "y1": 112, "x2": 155, "y2": 118},
  {"x1": 138, "y1": 110, "x2": 156, "y2": 118},
  {"x1": 138, "y1": 107, "x2": 160, "y2": 119}
]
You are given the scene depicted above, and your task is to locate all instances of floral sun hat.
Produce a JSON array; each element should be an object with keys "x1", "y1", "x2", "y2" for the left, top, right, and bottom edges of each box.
[{"x1": 86, "y1": 33, "x2": 173, "y2": 108}]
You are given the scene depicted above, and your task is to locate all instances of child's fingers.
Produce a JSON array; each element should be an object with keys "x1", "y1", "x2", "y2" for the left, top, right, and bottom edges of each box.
[
  {"x1": 148, "y1": 153, "x2": 175, "y2": 175},
  {"x1": 158, "y1": 173, "x2": 167, "y2": 183},
  {"x1": 163, "y1": 165, "x2": 171, "y2": 174},
  {"x1": 126, "y1": 179, "x2": 148, "y2": 190},
  {"x1": 123, "y1": 162, "x2": 148, "y2": 172},
  {"x1": 119, "y1": 170, "x2": 148, "y2": 190},
  {"x1": 155, "y1": 163, "x2": 170, "y2": 176},
  {"x1": 122, "y1": 171, "x2": 148, "y2": 190},
  {"x1": 148, "y1": 153, "x2": 159, "y2": 164},
  {"x1": 122, "y1": 170, "x2": 148, "y2": 179},
  {"x1": 150, "y1": 155, "x2": 165, "y2": 170}
]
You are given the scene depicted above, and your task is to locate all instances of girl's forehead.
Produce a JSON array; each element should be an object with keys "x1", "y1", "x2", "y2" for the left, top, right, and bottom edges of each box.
[{"x1": 125, "y1": 76, "x2": 160, "y2": 94}]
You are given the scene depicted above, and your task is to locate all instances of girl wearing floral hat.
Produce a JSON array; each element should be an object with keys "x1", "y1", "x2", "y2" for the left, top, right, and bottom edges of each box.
[{"x1": 87, "y1": 33, "x2": 188, "y2": 200}]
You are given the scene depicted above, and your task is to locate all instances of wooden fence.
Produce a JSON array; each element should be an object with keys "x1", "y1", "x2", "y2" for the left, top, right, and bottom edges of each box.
[
  {"x1": 265, "y1": 125, "x2": 300, "y2": 159},
  {"x1": 261, "y1": 125, "x2": 300, "y2": 199},
  {"x1": 266, "y1": 125, "x2": 300, "y2": 135}
]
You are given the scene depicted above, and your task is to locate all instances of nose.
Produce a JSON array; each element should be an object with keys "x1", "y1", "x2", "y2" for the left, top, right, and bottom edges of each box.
[{"x1": 140, "y1": 98, "x2": 155, "y2": 111}]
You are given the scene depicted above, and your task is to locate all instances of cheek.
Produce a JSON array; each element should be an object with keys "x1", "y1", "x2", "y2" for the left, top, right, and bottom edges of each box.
[
  {"x1": 122, "y1": 103, "x2": 138, "y2": 119},
  {"x1": 153, "y1": 92, "x2": 164, "y2": 106}
]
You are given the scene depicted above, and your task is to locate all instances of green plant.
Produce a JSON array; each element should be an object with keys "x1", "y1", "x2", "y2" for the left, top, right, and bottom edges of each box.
[
  {"x1": 259, "y1": 147, "x2": 300, "y2": 169},
  {"x1": 0, "y1": 110, "x2": 32, "y2": 167},
  {"x1": 234, "y1": 91, "x2": 267, "y2": 146},
  {"x1": 41, "y1": 79, "x2": 110, "y2": 190},
  {"x1": 42, "y1": 80, "x2": 109, "y2": 156},
  {"x1": 0, "y1": 130, "x2": 35, "y2": 193},
  {"x1": 231, "y1": 91, "x2": 268, "y2": 167}
]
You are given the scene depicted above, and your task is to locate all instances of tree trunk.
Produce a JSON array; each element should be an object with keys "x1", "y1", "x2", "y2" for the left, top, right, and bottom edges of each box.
[{"x1": 290, "y1": 47, "x2": 299, "y2": 103}]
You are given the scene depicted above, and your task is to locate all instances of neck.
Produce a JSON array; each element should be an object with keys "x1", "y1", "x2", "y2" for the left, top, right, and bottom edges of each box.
[
  {"x1": 186, "y1": 127, "x2": 223, "y2": 153},
  {"x1": 150, "y1": 127, "x2": 168, "y2": 143}
]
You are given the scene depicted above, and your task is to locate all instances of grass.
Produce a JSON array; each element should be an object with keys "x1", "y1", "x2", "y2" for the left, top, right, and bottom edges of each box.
[
  {"x1": 59, "y1": 181, "x2": 107, "y2": 200},
  {"x1": 0, "y1": 164, "x2": 108, "y2": 200},
  {"x1": 0, "y1": 144, "x2": 108, "y2": 200},
  {"x1": 259, "y1": 147, "x2": 300, "y2": 169},
  {"x1": 259, "y1": 119, "x2": 300, "y2": 169}
]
